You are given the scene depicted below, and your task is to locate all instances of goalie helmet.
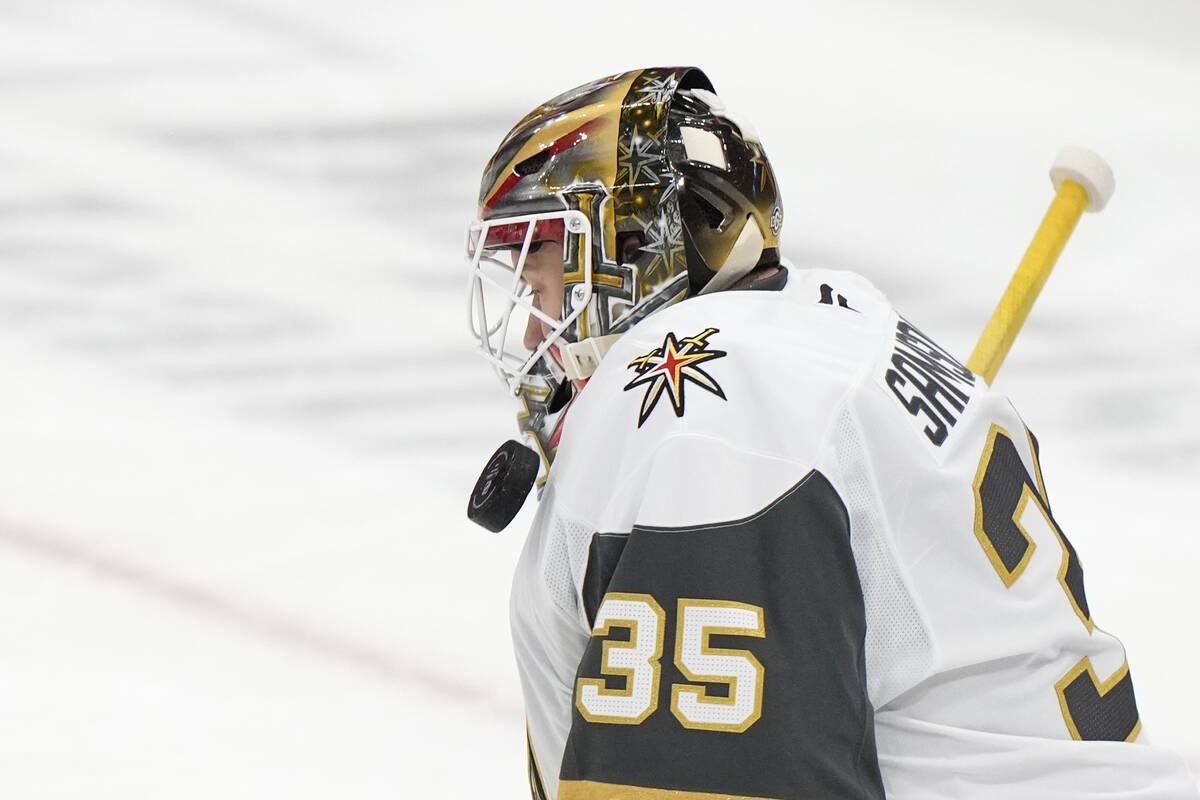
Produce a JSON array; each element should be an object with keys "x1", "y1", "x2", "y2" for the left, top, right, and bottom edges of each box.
[{"x1": 467, "y1": 66, "x2": 783, "y2": 479}]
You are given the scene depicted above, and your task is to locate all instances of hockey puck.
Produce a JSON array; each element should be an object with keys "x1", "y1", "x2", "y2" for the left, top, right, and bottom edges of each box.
[{"x1": 467, "y1": 440, "x2": 540, "y2": 532}]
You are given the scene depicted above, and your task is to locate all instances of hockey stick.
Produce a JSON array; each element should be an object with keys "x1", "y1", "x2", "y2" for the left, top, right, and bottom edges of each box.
[{"x1": 966, "y1": 146, "x2": 1115, "y2": 384}]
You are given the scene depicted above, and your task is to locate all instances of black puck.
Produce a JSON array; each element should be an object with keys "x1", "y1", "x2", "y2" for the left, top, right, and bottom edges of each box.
[{"x1": 467, "y1": 440, "x2": 540, "y2": 532}]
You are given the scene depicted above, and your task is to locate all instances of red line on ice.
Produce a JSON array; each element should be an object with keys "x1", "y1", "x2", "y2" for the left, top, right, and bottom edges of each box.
[{"x1": 0, "y1": 516, "x2": 519, "y2": 721}]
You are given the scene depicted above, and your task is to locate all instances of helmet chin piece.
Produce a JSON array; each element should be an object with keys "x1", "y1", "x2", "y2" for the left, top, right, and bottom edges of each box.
[{"x1": 513, "y1": 358, "x2": 569, "y2": 486}]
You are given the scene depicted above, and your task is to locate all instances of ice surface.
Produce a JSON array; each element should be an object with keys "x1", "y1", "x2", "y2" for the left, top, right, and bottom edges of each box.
[{"x1": 0, "y1": 0, "x2": 1196, "y2": 796}]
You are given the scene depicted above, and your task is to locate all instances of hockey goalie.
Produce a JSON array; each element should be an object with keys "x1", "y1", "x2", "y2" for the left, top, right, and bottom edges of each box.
[{"x1": 464, "y1": 66, "x2": 1199, "y2": 799}]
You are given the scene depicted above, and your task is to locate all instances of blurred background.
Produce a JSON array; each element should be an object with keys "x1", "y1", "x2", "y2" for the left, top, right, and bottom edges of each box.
[{"x1": 0, "y1": 0, "x2": 1196, "y2": 796}]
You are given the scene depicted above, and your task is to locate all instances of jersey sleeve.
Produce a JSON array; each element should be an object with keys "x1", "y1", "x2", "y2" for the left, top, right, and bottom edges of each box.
[
  {"x1": 557, "y1": 439, "x2": 886, "y2": 800},
  {"x1": 845, "y1": 314, "x2": 1200, "y2": 798}
]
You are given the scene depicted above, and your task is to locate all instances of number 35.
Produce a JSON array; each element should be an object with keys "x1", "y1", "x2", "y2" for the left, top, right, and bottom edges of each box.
[{"x1": 575, "y1": 594, "x2": 765, "y2": 733}]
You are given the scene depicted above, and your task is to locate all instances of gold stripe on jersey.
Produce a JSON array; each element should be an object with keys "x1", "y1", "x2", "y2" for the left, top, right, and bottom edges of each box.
[{"x1": 559, "y1": 779, "x2": 785, "y2": 800}]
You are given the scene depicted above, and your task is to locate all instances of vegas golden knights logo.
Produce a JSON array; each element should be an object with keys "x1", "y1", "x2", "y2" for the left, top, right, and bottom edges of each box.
[{"x1": 623, "y1": 328, "x2": 727, "y2": 427}]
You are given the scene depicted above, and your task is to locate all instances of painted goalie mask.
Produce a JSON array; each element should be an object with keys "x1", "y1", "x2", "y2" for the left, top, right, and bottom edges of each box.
[{"x1": 467, "y1": 66, "x2": 783, "y2": 482}]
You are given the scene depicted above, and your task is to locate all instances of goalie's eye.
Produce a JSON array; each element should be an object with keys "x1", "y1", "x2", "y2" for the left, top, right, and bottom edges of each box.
[{"x1": 498, "y1": 240, "x2": 549, "y2": 255}]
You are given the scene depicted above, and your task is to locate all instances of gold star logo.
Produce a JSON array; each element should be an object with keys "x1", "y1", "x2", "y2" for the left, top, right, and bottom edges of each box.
[{"x1": 623, "y1": 328, "x2": 727, "y2": 427}]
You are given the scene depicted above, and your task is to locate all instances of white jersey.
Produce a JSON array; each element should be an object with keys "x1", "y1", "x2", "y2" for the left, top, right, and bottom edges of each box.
[{"x1": 509, "y1": 266, "x2": 1198, "y2": 800}]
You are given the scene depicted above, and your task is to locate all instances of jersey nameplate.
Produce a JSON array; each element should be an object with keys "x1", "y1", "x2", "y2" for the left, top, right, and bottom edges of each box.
[{"x1": 879, "y1": 318, "x2": 977, "y2": 448}]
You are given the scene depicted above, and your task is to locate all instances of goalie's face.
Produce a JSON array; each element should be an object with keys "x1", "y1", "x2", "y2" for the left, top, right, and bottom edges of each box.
[
  {"x1": 518, "y1": 240, "x2": 566, "y2": 352},
  {"x1": 467, "y1": 210, "x2": 592, "y2": 395}
]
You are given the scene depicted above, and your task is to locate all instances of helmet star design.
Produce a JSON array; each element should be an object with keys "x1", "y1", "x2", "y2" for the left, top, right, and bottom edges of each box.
[{"x1": 467, "y1": 66, "x2": 783, "y2": 479}]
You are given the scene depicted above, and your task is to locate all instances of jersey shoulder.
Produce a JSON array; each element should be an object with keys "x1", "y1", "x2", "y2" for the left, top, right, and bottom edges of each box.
[
  {"x1": 549, "y1": 266, "x2": 900, "y2": 529},
  {"x1": 587, "y1": 263, "x2": 897, "y2": 434}
]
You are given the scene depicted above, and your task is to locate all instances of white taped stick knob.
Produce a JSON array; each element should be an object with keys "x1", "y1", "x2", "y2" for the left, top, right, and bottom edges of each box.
[{"x1": 1049, "y1": 145, "x2": 1115, "y2": 212}]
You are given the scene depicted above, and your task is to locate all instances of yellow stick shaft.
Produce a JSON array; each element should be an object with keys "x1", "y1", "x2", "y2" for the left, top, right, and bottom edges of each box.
[{"x1": 967, "y1": 179, "x2": 1090, "y2": 384}]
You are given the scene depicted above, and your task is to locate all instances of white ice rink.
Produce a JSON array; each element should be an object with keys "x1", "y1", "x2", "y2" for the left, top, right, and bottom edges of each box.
[{"x1": 1, "y1": 1, "x2": 1197, "y2": 796}]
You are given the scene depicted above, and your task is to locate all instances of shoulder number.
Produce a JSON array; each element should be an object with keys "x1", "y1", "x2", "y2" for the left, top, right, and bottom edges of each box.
[{"x1": 973, "y1": 423, "x2": 1141, "y2": 742}]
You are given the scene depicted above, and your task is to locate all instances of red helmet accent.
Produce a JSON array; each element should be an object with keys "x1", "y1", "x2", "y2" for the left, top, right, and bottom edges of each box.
[
  {"x1": 482, "y1": 118, "x2": 607, "y2": 213},
  {"x1": 482, "y1": 217, "x2": 565, "y2": 249}
]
